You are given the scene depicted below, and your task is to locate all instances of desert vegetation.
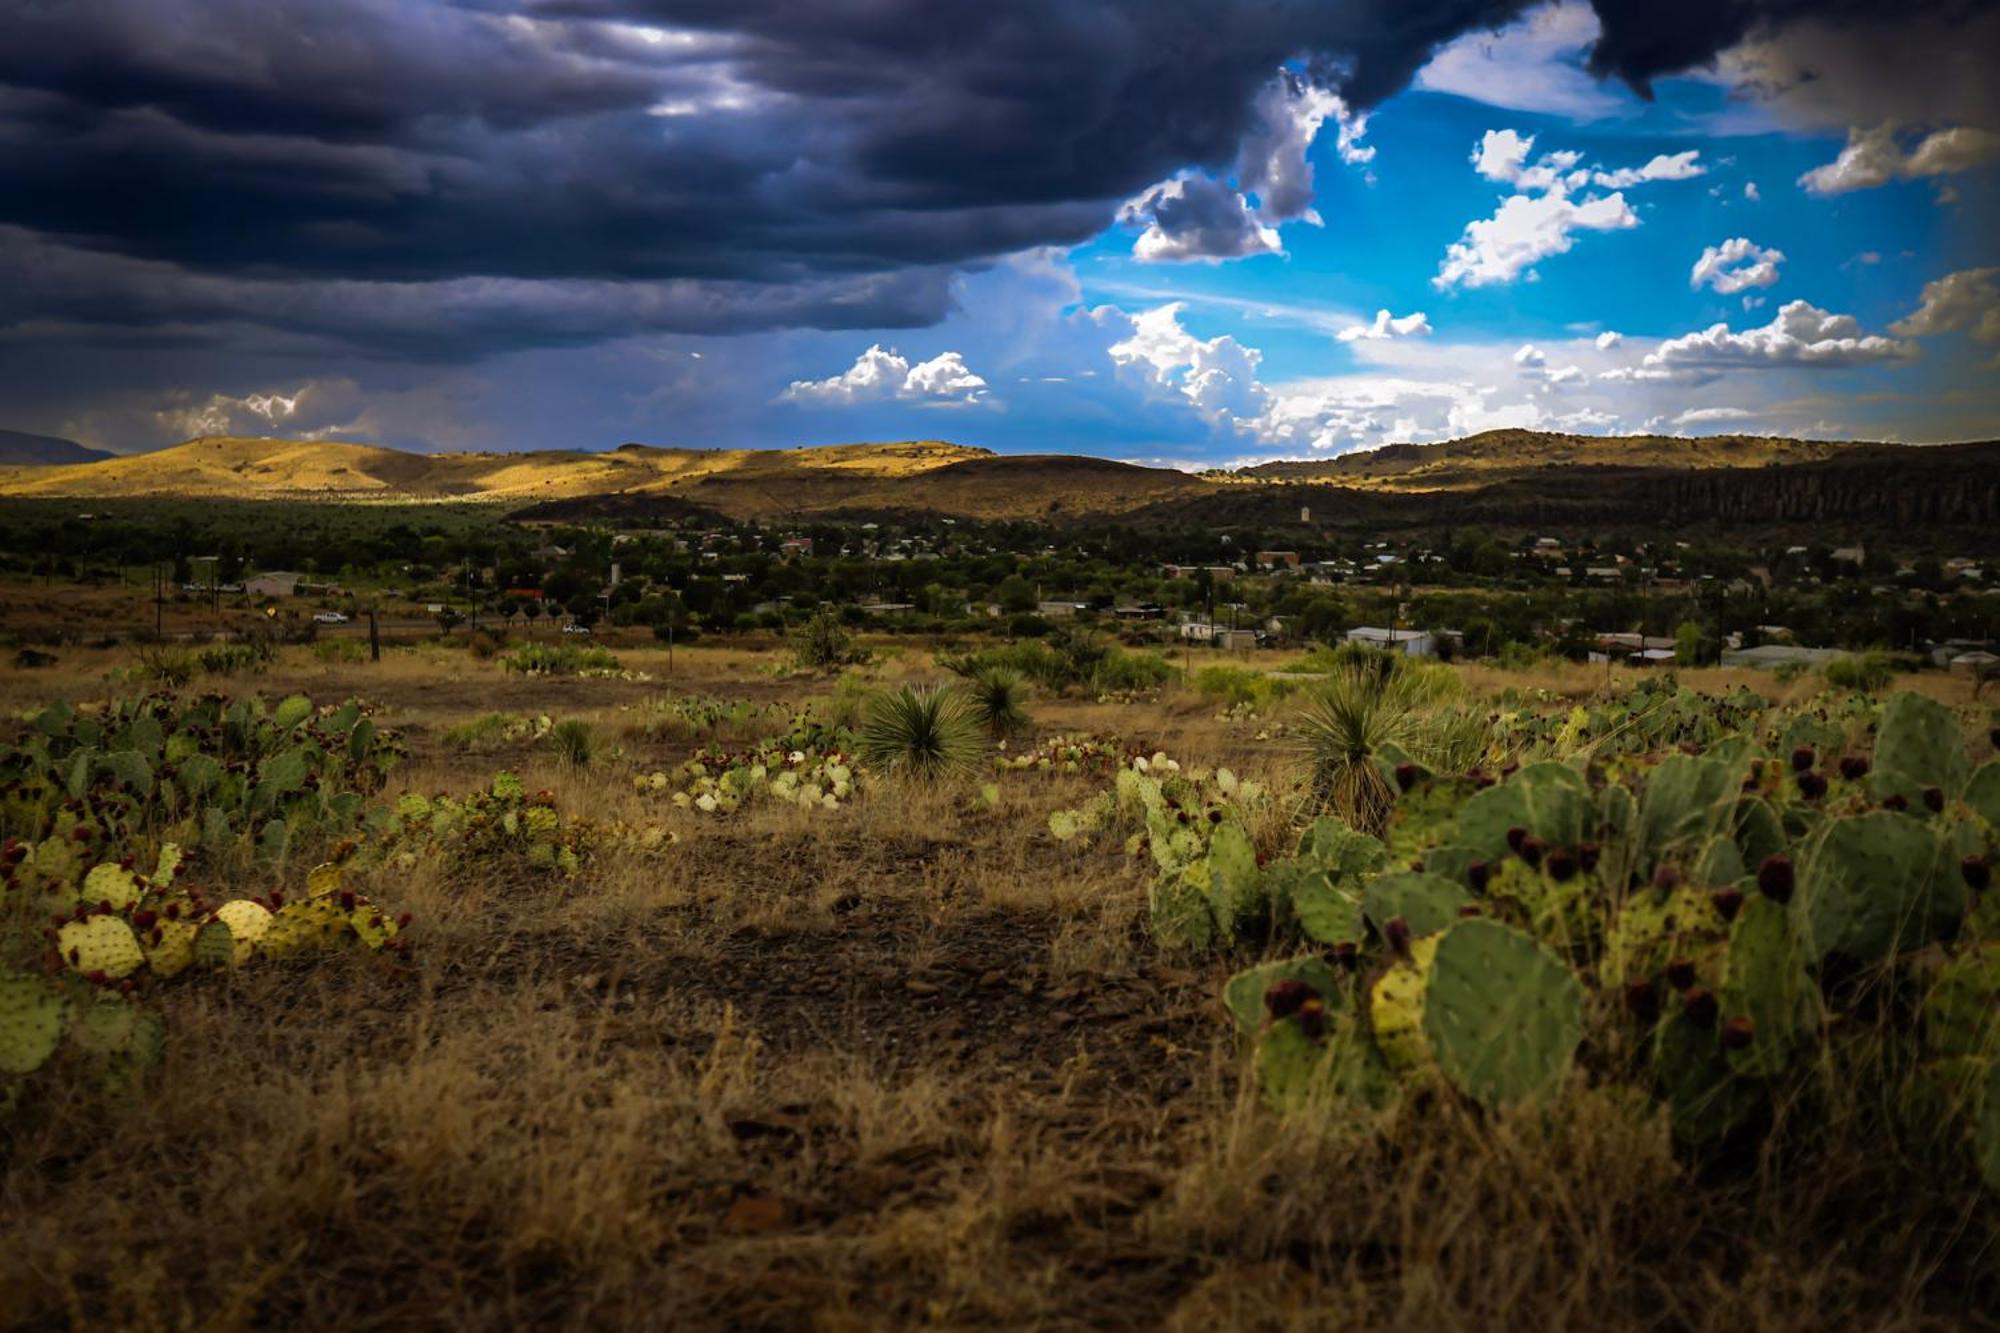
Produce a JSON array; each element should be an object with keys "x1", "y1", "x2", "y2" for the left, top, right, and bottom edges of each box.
[{"x1": 2, "y1": 631, "x2": 1997, "y2": 1329}]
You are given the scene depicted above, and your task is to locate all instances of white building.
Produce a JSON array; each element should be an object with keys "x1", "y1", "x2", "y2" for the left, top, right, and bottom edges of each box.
[{"x1": 1345, "y1": 627, "x2": 1435, "y2": 657}]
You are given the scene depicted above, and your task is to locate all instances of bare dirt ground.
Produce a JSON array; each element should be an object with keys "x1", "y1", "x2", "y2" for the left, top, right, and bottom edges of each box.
[{"x1": 2, "y1": 640, "x2": 1995, "y2": 1331}]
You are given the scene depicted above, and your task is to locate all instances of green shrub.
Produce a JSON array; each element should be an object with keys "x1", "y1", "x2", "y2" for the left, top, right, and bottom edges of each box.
[
  {"x1": 500, "y1": 643, "x2": 619, "y2": 676},
  {"x1": 965, "y1": 666, "x2": 1030, "y2": 737},
  {"x1": 858, "y1": 685, "x2": 983, "y2": 781},
  {"x1": 790, "y1": 607, "x2": 866, "y2": 672},
  {"x1": 1825, "y1": 650, "x2": 1894, "y2": 692},
  {"x1": 313, "y1": 637, "x2": 369, "y2": 664},
  {"x1": 548, "y1": 719, "x2": 596, "y2": 768}
]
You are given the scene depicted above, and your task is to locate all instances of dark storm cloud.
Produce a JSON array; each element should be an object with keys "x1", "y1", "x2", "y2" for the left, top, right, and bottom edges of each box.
[{"x1": 0, "y1": 0, "x2": 1967, "y2": 355}]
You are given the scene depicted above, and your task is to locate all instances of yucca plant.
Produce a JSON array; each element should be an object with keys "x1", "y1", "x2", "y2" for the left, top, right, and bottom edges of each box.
[
  {"x1": 1295, "y1": 663, "x2": 1422, "y2": 836},
  {"x1": 858, "y1": 685, "x2": 983, "y2": 781},
  {"x1": 548, "y1": 718, "x2": 596, "y2": 768},
  {"x1": 965, "y1": 666, "x2": 1030, "y2": 737}
]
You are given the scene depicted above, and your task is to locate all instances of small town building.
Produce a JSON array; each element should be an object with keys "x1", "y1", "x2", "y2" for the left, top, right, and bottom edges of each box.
[{"x1": 1345, "y1": 626, "x2": 1435, "y2": 657}]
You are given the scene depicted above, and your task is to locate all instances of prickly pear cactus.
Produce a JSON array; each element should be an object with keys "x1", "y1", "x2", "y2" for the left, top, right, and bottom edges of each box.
[
  {"x1": 1147, "y1": 867, "x2": 1214, "y2": 953},
  {"x1": 1368, "y1": 934, "x2": 1440, "y2": 1070},
  {"x1": 57, "y1": 915, "x2": 146, "y2": 979},
  {"x1": 1223, "y1": 957, "x2": 1341, "y2": 1036},
  {"x1": 1422, "y1": 918, "x2": 1583, "y2": 1110},
  {"x1": 1719, "y1": 895, "x2": 1818, "y2": 1078},
  {"x1": 1205, "y1": 819, "x2": 1265, "y2": 939},
  {"x1": 1802, "y1": 811, "x2": 1957, "y2": 964},
  {"x1": 1639, "y1": 755, "x2": 1737, "y2": 869},
  {"x1": 1874, "y1": 691, "x2": 1969, "y2": 801},
  {"x1": 1457, "y1": 762, "x2": 1590, "y2": 861},
  {"x1": 1654, "y1": 1007, "x2": 1764, "y2": 1145},
  {"x1": 0, "y1": 971, "x2": 66, "y2": 1075},
  {"x1": 1362, "y1": 872, "x2": 1472, "y2": 939}
]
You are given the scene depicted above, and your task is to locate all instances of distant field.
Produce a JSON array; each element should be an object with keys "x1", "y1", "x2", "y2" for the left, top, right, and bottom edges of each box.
[{"x1": 2, "y1": 631, "x2": 1996, "y2": 1328}]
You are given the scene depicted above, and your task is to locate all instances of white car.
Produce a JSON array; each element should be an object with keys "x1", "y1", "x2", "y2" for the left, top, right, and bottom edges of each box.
[
  {"x1": 313, "y1": 611, "x2": 350, "y2": 625},
  {"x1": 561, "y1": 622, "x2": 592, "y2": 635}
]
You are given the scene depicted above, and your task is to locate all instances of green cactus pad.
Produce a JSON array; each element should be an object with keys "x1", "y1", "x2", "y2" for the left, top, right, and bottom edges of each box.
[
  {"x1": 1256, "y1": 1020, "x2": 1399, "y2": 1115},
  {"x1": 1223, "y1": 956, "x2": 1340, "y2": 1037},
  {"x1": 194, "y1": 920, "x2": 235, "y2": 968},
  {"x1": 1362, "y1": 872, "x2": 1472, "y2": 939},
  {"x1": 1875, "y1": 691, "x2": 1969, "y2": 799},
  {"x1": 58, "y1": 915, "x2": 146, "y2": 979},
  {"x1": 1965, "y1": 762, "x2": 2000, "y2": 827},
  {"x1": 1732, "y1": 797, "x2": 1787, "y2": 870},
  {"x1": 273, "y1": 694, "x2": 315, "y2": 730},
  {"x1": 1422, "y1": 918, "x2": 1583, "y2": 1110},
  {"x1": 1654, "y1": 1008, "x2": 1765, "y2": 1145},
  {"x1": 1640, "y1": 755, "x2": 1737, "y2": 867},
  {"x1": 151, "y1": 843, "x2": 184, "y2": 889},
  {"x1": 1295, "y1": 816, "x2": 1389, "y2": 880},
  {"x1": 1719, "y1": 895, "x2": 1819, "y2": 1078},
  {"x1": 1923, "y1": 944, "x2": 2000, "y2": 1060},
  {"x1": 1457, "y1": 762, "x2": 1590, "y2": 861},
  {"x1": 1386, "y1": 779, "x2": 1477, "y2": 865},
  {"x1": 1148, "y1": 868, "x2": 1214, "y2": 953},
  {"x1": 0, "y1": 971, "x2": 67, "y2": 1075},
  {"x1": 1803, "y1": 811, "x2": 1957, "y2": 963},
  {"x1": 1204, "y1": 819, "x2": 1264, "y2": 936}
]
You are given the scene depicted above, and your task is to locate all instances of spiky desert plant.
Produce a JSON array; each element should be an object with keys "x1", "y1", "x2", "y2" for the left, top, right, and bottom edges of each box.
[
  {"x1": 548, "y1": 718, "x2": 596, "y2": 768},
  {"x1": 790, "y1": 607, "x2": 864, "y2": 673},
  {"x1": 965, "y1": 666, "x2": 1030, "y2": 737},
  {"x1": 858, "y1": 685, "x2": 983, "y2": 781},
  {"x1": 1296, "y1": 663, "x2": 1422, "y2": 836}
]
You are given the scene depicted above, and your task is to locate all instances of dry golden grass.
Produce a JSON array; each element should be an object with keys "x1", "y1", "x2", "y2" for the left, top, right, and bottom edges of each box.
[{"x1": 2, "y1": 642, "x2": 1995, "y2": 1330}]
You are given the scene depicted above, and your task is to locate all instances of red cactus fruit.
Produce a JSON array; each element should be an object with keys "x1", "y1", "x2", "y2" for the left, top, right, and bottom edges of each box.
[
  {"x1": 1519, "y1": 835, "x2": 1546, "y2": 869},
  {"x1": 1796, "y1": 771, "x2": 1828, "y2": 800},
  {"x1": 1263, "y1": 978, "x2": 1316, "y2": 1019},
  {"x1": 1712, "y1": 888, "x2": 1744, "y2": 922},
  {"x1": 1837, "y1": 755, "x2": 1869, "y2": 782},
  {"x1": 1296, "y1": 997, "x2": 1328, "y2": 1041},
  {"x1": 397, "y1": 912, "x2": 413, "y2": 929},
  {"x1": 1505, "y1": 825, "x2": 1528, "y2": 853},
  {"x1": 1578, "y1": 842, "x2": 1601, "y2": 873},
  {"x1": 1331, "y1": 941, "x2": 1359, "y2": 970},
  {"x1": 1682, "y1": 988, "x2": 1719, "y2": 1027},
  {"x1": 1757, "y1": 854, "x2": 1795, "y2": 904},
  {"x1": 1720, "y1": 1016, "x2": 1755, "y2": 1051},
  {"x1": 1394, "y1": 763, "x2": 1419, "y2": 793},
  {"x1": 132, "y1": 910, "x2": 157, "y2": 931},
  {"x1": 1922, "y1": 786, "x2": 1945, "y2": 814},
  {"x1": 1206, "y1": 808, "x2": 1222, "y2": 825},
  {"x1": 339, "y1": 891, "x2": 357, "y2": 911},
  {"x1": 1964, "y1": 857, "x2": 1992, "y2": 892},
  {"x1": 1653, "y1": 865, "x2": 1681, "y2": 893},
  {"x1": 1666, "y1": 958, "x2": 1697, "y2": 992},
  {"x1": 1500, "y1": 761, "x2": 1520, "y2": 778},
  {"x1": 1882, "y1": 792, "x2": 1909, "y2": 811},
  {"x1": 1546, "y1": 847, "x2": 1579, "y2": 882},
  {"x1": 1467, "y1": 860, "x2": 1491, "y2": 893},
  {"x1": 1625, "y1": 979, "x2": 1660, "y2": 1023},
  {"x1": 1468, "y1": 770, "x2": 1496, "y2": 789},
  {"x1": 1384, "y1": 915, "x2": 1412, "y2": 955},
  {"x1": 84, "y1": 969, "x2": 107, "y2": 987},
  {"x1": 1790, "y1": 746, "x2": 1814, "y2": 773}
]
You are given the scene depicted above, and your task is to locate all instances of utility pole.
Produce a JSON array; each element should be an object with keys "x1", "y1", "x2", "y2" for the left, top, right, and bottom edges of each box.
[{"x1": 368, "y1": 606, "x2": 380, "y2": 663}]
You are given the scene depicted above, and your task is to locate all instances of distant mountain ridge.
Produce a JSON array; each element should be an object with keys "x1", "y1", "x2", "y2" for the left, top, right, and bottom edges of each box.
[
  {"x1": 0, "y1": 429, "x2": 110, "y2": 466},
  {"x1": 0, "y1": 429, "x2": 1993, "y2": 534}
]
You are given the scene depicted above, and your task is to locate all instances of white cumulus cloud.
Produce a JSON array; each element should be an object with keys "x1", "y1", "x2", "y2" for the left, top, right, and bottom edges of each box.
[
  {"x1": 1437, "y1": 132, "x2": 1705, "y2": 289},
  {"x1": 1336, "y1": 309, "x2": 1432, "y2": 342},
  {"x1": 1691, "y1": 237, "x2": 1785, "y2": 295},
  {"x1": 1642, "y1": 300, "x2": 1917, "y2": 373},
  {"x1": 782, "y1": 345, "x2": 990, "y2": 405}
]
